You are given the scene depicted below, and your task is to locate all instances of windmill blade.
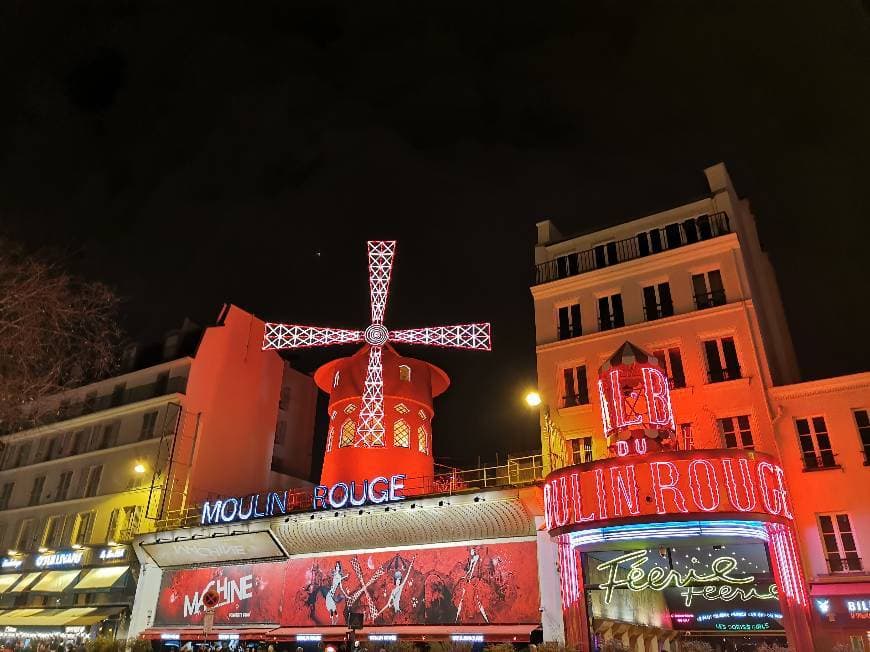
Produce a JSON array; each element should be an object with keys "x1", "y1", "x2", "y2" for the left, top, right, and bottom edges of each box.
[
  {"x1": 367, "y1": 241, "x2": 396, "y2": 325},
  {"x1": 262, "y1": 323, "x2": 364, "y2": 350},
  {"x1": 356, "y1": 346, "x2": 386, "y2": 447},
  {"x1": 389, "y1": 323, "x2": 492, "y2": 350}
]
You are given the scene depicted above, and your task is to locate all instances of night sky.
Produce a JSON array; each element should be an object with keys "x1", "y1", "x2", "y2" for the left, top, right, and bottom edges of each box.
[{"x1": 1, "y1": 2, "x2": 868, "y2": 474}]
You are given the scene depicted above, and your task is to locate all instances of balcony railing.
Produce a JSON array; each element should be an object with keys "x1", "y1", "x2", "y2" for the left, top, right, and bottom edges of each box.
[
  {"x1": 694, "y1": 289, "x2": 727, "y2": 310},
  {"x1": 644, "y1": 302, "x2": 675, "y2": 321},
  {"x1": 557, "y1": 325, "x2": 583, "y2": 340},
  {"x1": 534, "y1": 211, "x2": 731, "y2": 285},
  {"x1": 802, "y1": 451, "x2": 838, "y2": 470},
  {"x1": 826, "y1": 555, "x2": 864, "y2": 573},
  {"x1": 561, "y1": 393, "x2": 590, "y2": 409},
  {"x1": 599, "y1": 312, "x2": 625, "y2": 331},
  {"x1": 707, "y1": 367, "x2": 742, "y2": 383},
  {"x1": 49, "y1": 376, "x2": 187, "y2": 425}
]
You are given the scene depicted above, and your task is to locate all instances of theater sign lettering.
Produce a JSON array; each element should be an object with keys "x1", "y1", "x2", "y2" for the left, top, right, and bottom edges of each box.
[{"x1": 543, "y1": 450, "x2": 792, "y2": 534}]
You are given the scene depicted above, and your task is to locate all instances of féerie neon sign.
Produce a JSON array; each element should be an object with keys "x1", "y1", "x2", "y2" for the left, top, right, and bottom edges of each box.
[{"x1": 596, "y1": 550, "x2": 779, "y2": 607}]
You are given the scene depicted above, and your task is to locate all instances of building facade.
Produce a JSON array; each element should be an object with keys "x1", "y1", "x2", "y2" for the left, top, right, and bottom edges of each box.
[
  {"x1": 0, "y1": 304, "x2": 317, "y2": 641},
  {"x1": 532, "y1": 163, "x2": 868, "y2": 651}
]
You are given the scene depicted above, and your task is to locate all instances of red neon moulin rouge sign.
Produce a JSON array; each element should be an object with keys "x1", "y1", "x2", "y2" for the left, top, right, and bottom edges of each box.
[
  {"x1": 598, "y1": 342, "x2": 676, "y2": 456},
  {"x1": 543, "y1": 450, "x2": 793, "y2": 535}
]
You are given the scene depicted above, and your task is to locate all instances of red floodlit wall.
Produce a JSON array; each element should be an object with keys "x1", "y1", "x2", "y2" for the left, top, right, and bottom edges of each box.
[
  {"x1": 315, "y1": 344, "x2": 449, "y2": 491},
  {"x1": 182, "y1": 305, "x2": 290, "y2": 504}
]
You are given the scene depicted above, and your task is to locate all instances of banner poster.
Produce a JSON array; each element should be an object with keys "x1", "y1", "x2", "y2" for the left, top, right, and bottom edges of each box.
[{"x1": 154, "y1": 540, "x2": 539, "y2": 627}]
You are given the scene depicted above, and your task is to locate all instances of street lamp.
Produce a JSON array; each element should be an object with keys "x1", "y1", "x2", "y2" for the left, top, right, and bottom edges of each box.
[
  {"x1": 524, "y1": 391, "x2": 542, "y2": 407},
  {"x1": 133, "y1": 463, "x2": 146, "y2": 474}
]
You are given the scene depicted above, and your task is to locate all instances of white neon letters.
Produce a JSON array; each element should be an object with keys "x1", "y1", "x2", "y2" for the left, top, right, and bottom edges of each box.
[{"x1": 312, "y1": 474, "x2": 405, "y2": 510}]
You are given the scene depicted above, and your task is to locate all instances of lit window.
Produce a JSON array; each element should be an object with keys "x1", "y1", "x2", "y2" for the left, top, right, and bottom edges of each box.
[
  {"x1": 796, "y1": 417, "x2": 836, "y2": 469},
  {"x1": 853, "y1": 410, "x2": 870, "y2": 464},
  {"x1": 394, "y1": 420, "x2": 410, "y2": 448},
  {"x1": 331, "y1": 410, "x2": 337, "y2": 421},
  {"x1": 395, "y1": 403, "x2": 410, "y2": 414},
  {"x1": 418, "y1": 409, "x2": 427, "y2": 420},
  {"x1": 399, "y1": 365, "x2": 411, "y2": 382},
  {"x1": 339, "y1": 420, "x2": 355, "y2": 448},
  {"x1": 326, "y1": 426, "x2": 334, "y2": 453},
  {"x1": 718, "y1": 416, "x2": 754, "y2": 450},
  {"x1": 344, "y1": 403, "x2": 357, "y2": 414},
  {"x1": 818, "y1": 513, "x2": 863, "y2": 573},
  {"x1": 418, "y1": 426, "x2": 429, "y2": 454},
  {"x1": 333, "y1": 371, "x2": 340, "y2": 388},
  {"x1": 679, "y1": 423, "x2": 694, "y2": 450}
]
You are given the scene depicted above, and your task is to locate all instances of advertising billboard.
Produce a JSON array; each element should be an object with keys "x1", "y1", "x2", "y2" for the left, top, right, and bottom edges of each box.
[{"x1": 153, "y1": 540, "x2": 539, "y2": 627}]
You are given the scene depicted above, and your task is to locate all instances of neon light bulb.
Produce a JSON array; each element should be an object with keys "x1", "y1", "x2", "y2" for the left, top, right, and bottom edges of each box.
[
  {"x1": 721, "y1": 458, "x2": 757, "y2": 512},
  {"x1": 610, "y1": 369, "x2": 643, "y2": 430},
  {"x1": 649, "y1": 461, "x2": 688, "y2": 514},
  {"x1": 598, "y1": 379, "x2": 613, "y2": 434},
  {"x1": 641, "y1": 366, "x2": 675, "y2": 429},
  {"x1": 688, "y1": 459, "x2": 721, "y2": 511},
  {"x1": 609, "y1": 464, "x2": 640, "y2": 516}
]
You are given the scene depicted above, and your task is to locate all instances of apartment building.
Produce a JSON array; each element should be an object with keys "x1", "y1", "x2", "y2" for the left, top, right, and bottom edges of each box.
[
  {"x1": 0, "y1": 304, "x2": 316, "y2": 640},
  {"x1": 531, "y1": 163, "x2": 869, "y2": 651}
]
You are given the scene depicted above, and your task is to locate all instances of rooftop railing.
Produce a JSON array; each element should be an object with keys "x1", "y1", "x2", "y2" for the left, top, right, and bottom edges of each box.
[
  {"x1": 153, "y1": 454, "x2": 544, "y2": 532},
  {"x1": 534, "y1": 211, "x2": 731, "y2": 285}
]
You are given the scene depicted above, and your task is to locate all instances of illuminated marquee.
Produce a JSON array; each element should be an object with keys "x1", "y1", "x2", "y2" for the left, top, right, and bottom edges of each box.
[
  {"x1": 543, "y1": 450, "x2": 792, "y2": 534},
  {"x1": 597, "y1": 342, "x2": 676, "y2": 455},
  {"x1": 35, "y1": 551, "x2": 83, "y2": 568},
  {"x1": 596, "y1": 549, "x2": 778, "y2": 607},
  {"x1": 201, "y1": 474, "x2": 406, "y2": 525}
]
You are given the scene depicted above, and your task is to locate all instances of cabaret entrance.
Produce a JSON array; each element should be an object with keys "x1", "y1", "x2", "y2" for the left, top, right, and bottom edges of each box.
[
  {"x1": 544, "y1": 451, "x2": 814, "y2": 652},
  {"x1": 540, "y1": 343, "x2": 815, "y2": 652}
]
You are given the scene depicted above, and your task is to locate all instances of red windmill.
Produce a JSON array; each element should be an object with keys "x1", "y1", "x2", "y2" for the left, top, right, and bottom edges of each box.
[{"x1": 263, "y1": 241, "x2": 491, "y2": 490}]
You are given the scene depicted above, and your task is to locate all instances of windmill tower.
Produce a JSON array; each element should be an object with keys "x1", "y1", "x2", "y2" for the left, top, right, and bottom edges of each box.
[{"x1": 263, "y1": 241, "x2": 491, "y2": 492}]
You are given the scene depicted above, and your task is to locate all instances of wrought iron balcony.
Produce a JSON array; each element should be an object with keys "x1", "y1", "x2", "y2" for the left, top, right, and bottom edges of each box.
[
  {"x1": 802, "y1": 451, "x2": 839, "y2": 470},
  {"x1": 707, "y1": 366, "x2": 742, "y2": 383},
  {"x1": 694, "y1": 289, "x2": 727, "y2": 310},
  {"x1": 644, "y1": 302, "x2": 675, "y2": 321},
  {"x1": 534, "y1": 211, "x2": 731, "y2": 285},
  {"x1": 826, "y1": 555, "x2": 863, "y2": 573},
  {"x1": 561, "y1": 393, "x2": 590, "y2": 409}
]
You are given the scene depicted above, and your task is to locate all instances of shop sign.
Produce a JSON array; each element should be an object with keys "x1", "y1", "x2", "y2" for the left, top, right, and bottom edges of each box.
[
  {"x1": 99, "y1": 547, "x2": 126, "y2": 561},
  {"x1": 1, "y1": 558, "x2": 22, "y2": 569},
  {"x1": 201, "y1": 474, "x2": 406, "y2": 525},
  {"x1": 451, "y1": 635, "x2": 484, "y2": 642},
  {"x1": 35, "y1": 551, "x2": 83, "y2": 568},
  {"x1": 596, "y1": 550, "x2": 778, "y2": 607},
  {"x1": 296, "y1": 635, "x2": 322, "y2": 642},
  {"x1": 847, "y1": 599, "x2": 870, "y2": 620},
  {"x1": 368, "y1": 635, "x2": 397, "y2": 642},
  {"x1": 64, "y1": 627, "x2": 87, "y2": 634},
  {"x1": 543, "y1": 450, "x2": 792, "y2": 534}
]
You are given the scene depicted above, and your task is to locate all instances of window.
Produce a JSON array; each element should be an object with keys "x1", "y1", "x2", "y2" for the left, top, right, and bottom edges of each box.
[
  {"x1": 110, "y1": 383, "x2": 126, "y2": 407},
  {"x1": 155, "y1": 372, "x2": 170, "y2": 395},
  {"x1": 95, "y1": 423, "x2": 118, "y2": 450},
  {"x1": 651, "y1": 347, "x2": 686, "y2": 389},
  {"x1": 42, "y1": 515, "x2": 65, "y2": 548},
  {"x1": 568, "y1": 437, "x2": 593, "y2": 464},
  {"x1": 325, "y1": 426, "x2": 334, "y2": 453},
  {"x1": 49, "y1": 434, "x2": 68, "y2": 459},
  {"x1": 396, "y1": 365, "x2": 411, "y2": 382},
  {"x1": 852, "y1": 410, "x2": 870, "y2": 464},
  {"x1": 418, "y1": 409, "x2": 427, "y2": 420},
  {"x1": 107, "y1": 506, "x2": 142, "y2": 543},
  {"x1": 16, "y1": 519, "x2": 39, "y2": 551},
  {"x1": 818, "y1": 514, "x2": 862, "y2": 573},
  {"x1": 140, "y1": 411, "x2": 158, "y2": 440},
  {"x1": 55, "y1": 472, "x2": 73, "y2": 502},
  {"x1": 83, "y1": 391, "x2": 97, "y2": 414},
  {"x1": 84, "y1": 466, "x2": 103, "y2": 497},
  {"x1": 704, "y1": 337, "x2": 741, "y2": 382},
  {"x1": 274, "y1": 420, "x2": 287, "y2": 445},
  {"x1": 14, "y1": 442, "x2": 32, "y2": 468},
  {"x1": 679, "y1": 423, "x2": 694, "y2": 450},
  {"x1": 796, "y1": 417, "x2": 836, "y2": 469},
  {"x1": 279, "y1": 386, "x2": 290, "y2": 409},
  {"x1": 0, "y1": 482, "x2": 13, "y2": 510},
  {"x1": 598, "y1": 294, "x2": 625, "y2": 331},
  {"x1": 692, "y1": 270, "x2": 726, "y2": 309},
  {"x1": 71, "y1": 429, "x2": 89, "y2": 454},
  {"x1": 394, "y1": 419, "x2": 410, "y2": 448},
  {"x1": 339, "y1": 420, "x2": 355, "y2": 448},
  {"x1": 593, "y1": 241, "x2": 619, "y2": 268},
  {"x1": 418, "y1": 426, "x2": 429, "y2": 454},
  {"x1": 562, "y1": 366, "x2": 589, "y2": 407},
  {"x1": 642, "y1": 283, "x2": 674, "y2": 321},
  {"x1": 333, "y1": 371, "x2": 340, "y2": 388},
  {"x1": 71, "y1": 512, "x2": 95, "y2": 546},
  {"x1": 394, "y1": 403, "x2": 410, "y2": 414},
  {"x1": 29, "y1": 476, "x2": 46, "y2": 506},
  {"x1": 718, "y1": 416, "x2": 754, "y2": 450},
  {"x1": 557, "y1": 304, "x2": 582, "y2": 340},
  {"x1": 34, "y1": 437, "x2": 50, "y2": 464},
  {"x1": 344, "y1": 404, "x2": 356, "y2": 414}
]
